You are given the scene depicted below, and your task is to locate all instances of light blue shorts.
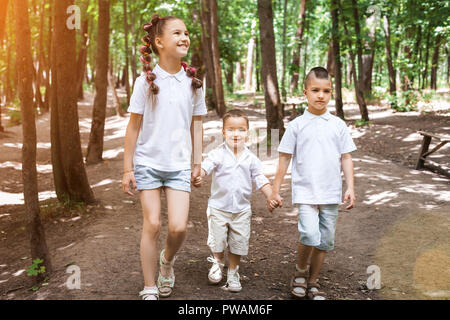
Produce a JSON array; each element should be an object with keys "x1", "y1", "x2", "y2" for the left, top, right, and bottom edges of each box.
[
  {"x1": 134, "y1": 165, "x2": 191, "y2": 192},
  {"x1": 297, "y1": 204, "x2": 339, "y2": 251}
]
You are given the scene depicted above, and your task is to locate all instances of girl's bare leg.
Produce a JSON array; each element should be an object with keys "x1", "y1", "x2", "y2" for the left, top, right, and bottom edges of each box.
[{"x1": 139, "y1": 188, "x2": 162, "y2": 287}]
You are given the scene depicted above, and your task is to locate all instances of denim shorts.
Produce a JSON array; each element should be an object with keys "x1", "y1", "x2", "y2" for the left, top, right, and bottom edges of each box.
[
  {"x1": 134, "y1": 165, "x2": 191, "y2": 192},
  {"x1": 297, "y1": 204, "x2": 339, "y2": 251}
]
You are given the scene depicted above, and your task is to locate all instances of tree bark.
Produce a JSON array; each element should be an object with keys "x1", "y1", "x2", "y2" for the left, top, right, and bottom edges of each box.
[
  {"x1": 382, "y1": 15, "x2": 396, "y2": 95},
  {"x1": 280, "y1": 0, "x2": 288, "y2": 99},
  {"x1": 430, "y1": 34, "x2": 442, "y2": 90},
  {"x1": 13, "y1": 0, "x2": 52, "y2": 280},
  {"x1": 360, "y1": 11, "x2": 377, "y2": 96},
  {"x1": 257, "y1": 0, "x2": 284, "y2": 135},
  {"x1": 0, "y1": 0, "x2": 8, "y2": 41},
  {"x1": 200, "y1": 0, "x2": 225, "y2": 116},
  {"x1": 422, "y1": 30, "x2": 431, "y2": 89},
  {"x1": 339, "y1": 0, "x2": 369, "y2": 121},
  {"x1": 50, "y1": 0, "x2": 95, "y2": 204},
  {"x1": 122, "y1": 0, "x2": 130, "y2": 105},
  {"x1": 86, "y1": 0, "x2": 110, "y2": 164},
  {"x1": 289, "y1": 0, "x2": 307, "y2": 95},
  {"x1": 255, "y1": 36, "x2": 261, "y2": 92},
  {"x1": 235, "y1": 61, "x2": 242, "y2": 86},
  {"x1": 76, "y1": 19, "x2": 89, "y2": 100},
  {"x1": 130, "y1": 7, "x2": 138, "y2": 86},
  {"x1": 330, "y1": 0, "x2": 344, "y2": 119},
  {"x1": 200, "y1": 0, "x2": 216, "y2": 111},
  {"x1": 244, "y1": 20, "x2": 256, "y2": 92},
  {"x1": 108, "y1": 62, "x2": 124, "y2": 117}
]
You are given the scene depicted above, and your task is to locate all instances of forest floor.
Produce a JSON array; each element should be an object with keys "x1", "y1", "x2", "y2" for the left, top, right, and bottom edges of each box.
[{"x1": 0, "y1": 89, "x2": 449, "y2": 300}]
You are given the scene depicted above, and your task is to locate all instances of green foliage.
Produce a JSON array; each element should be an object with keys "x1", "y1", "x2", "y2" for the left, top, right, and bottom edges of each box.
[
  {"x1": 354, "y1": 119, "x2": 372, "y2": 127},
  {"x1": 26, "y1": 259, "x2": 46, "y2": 277},
  {"x1": 388, "y1": 90, "x2": 419, "y2": 112}
]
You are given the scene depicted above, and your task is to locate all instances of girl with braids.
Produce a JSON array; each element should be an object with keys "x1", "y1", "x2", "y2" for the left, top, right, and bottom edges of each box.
[{"x1": 122, "y1": 14, "x2": 206, "y2": 300}]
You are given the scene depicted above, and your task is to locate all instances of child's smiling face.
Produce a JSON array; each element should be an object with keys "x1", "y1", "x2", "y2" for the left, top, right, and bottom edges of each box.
[
  {"x1": 302, "y1": 76, "x2": 333, "y2": 115},
  {"x1": 155, "y1": 19, "x2": 190, "y2": 59},
  {"x1": 222, "y1": 117, "x2": 249, "y2": 151}
]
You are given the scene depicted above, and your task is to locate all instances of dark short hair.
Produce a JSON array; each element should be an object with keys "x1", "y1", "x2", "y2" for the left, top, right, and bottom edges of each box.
[
  {"x1": 304, "y1": 67, "x2": 331, "y2": 88},
  {"x1": 222, "y1": 109, "x2": 249, "y2": 129}
]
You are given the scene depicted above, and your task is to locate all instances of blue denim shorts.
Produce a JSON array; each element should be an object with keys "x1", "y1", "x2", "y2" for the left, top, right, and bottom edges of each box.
[
  {"x1": 297, "y1": 204, "x2": 339, "y2": 251},
  {"x1": 134, "y1": 165, "x2": 191, "y2": 192}
]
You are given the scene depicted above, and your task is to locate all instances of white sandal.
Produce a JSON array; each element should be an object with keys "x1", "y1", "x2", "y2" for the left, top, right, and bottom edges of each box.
[
  {"x1": 139, "y1": 287, "x2": 159, "y2": 300},
  {"x1": 157, "y1": 249, "x2": 176, "y2": 297},
  {"x1": 207, "y1": 256, "x2": 225, "y2": 284}
]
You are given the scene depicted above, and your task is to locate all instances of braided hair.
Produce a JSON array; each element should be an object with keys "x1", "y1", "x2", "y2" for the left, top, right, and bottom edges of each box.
[{"x1": 139, "y1": 14, "x2": 203, "y2": 99}]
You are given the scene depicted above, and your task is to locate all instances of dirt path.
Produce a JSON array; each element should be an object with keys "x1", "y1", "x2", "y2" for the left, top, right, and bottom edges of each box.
[{"x1": 0, "y1": 91, "x2": 449, "y2": 300}]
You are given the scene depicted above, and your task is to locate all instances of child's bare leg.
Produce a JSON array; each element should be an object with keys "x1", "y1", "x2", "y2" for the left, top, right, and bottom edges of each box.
[
  {"x1": 213, "y1": 252, "x2": 225, "y2": 263},
  {"x1": 308, "y1": 248, "x2": 326, "y2": 283},
  {"x1": 162, "y1": 188, "x2": 190, "y2": 276},
  {"x1": 228, "y1": 252, "x2": 241, "y2": 270},
  {"x1": 139, "y1": 189, "x2": 162, "y2": 287},
  {"x1": 297, "y1": 242, "x2": 313, "y2": 270}
]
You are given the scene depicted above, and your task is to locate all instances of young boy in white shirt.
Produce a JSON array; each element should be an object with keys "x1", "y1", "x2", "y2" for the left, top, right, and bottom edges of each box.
[
  {"x1": 269, "y1": 67, "x2": 356, "y2": 300},
  {"x1": 194, "y1": 109, "x2": 278, "y2": 292}
]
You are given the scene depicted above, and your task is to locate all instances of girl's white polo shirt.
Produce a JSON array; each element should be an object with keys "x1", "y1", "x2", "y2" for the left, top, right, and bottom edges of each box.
[
  {"x1": 127, "y1": 65, "x2": 207, "y2": 172},
  {"x1": 278, "y1": 110, "x2": 356, "y2": 205}
]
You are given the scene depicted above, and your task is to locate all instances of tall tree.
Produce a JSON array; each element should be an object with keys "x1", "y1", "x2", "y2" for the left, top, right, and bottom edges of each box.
[
  {"x1": 76, "y1": 18, "x2": 89, "y2": 100},
  {"x1": 86, "y1": 0, "x2": 111, "y2": 164},
  {"x1": 13, "y1": 0, "x2": 52, "y2": 280},
  {"x1": 257, "y1": 0, "x2": 284, "y2": 135},
  {"x1": 382, "y1": 14, "x2": 396, "y2": 96},
  {"x1": 289, "y1": 0, "x2": 307, "y2": 95},
  {"x1": 200, "y1": 0, "x2": 226, "y2": 117},
  {"x1": 122, "y1": 0, "x2": 130, "y2": 105},
  {"x1": 0, "y1": 0, "x2": 8, "y2": 41},
  {"x1": 200, "y1": 0, "x2": 216, "y2": 111},
  {"x1": 360, "y1": 7, "x2": 377, "y2": 96},
  {"x1": 430, "y1": 34, "x2": 442, "y2": 90},
  {"x1": 280, "y1": 0, "x2": 288, "y2": 100},
  {"x1": 330, "y1": 0, "x2": 344, "y2": 119},
  {"x1": 244, "y1": 21, "x2": 256, "y2": 92},
  {"x1": 50, "y1": 0, "x2": 95, "y2": 204}
]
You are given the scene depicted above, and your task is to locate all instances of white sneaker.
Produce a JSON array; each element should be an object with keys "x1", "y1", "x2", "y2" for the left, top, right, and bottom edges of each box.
[
  {"x1": 224, "y1": 266, "x2": 242, "y2": 292},
  {"x1": 207, "y1": 256, "x2": 224, "y2": 284}
]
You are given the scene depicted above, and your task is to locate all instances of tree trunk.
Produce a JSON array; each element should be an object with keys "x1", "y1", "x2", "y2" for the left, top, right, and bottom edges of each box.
[
  {"x1": 339, "y1": 0, "x2": 369, "y2": 121},
  {"x1": 225, "y1": 64, "x2": 234, "y2": 93},
  {"x1": 235, "y1": 61, "x2": 242, "y2": 86},
  {"x1": 244, "y1": 22, "x2": 256, "y2": 92},
  {"x1": 430, "y1": 34, "x2": 442, "y2": 90},
  {"x1": 108, "y1": 62, "x2": 124, "y2": 117},
  {"x1": 0, "y1": 0, "x2": 8, "y2": 41},
  {"x1": 352, "y1": 0, "x2": 364, "y2": 86},
  {"x1": 50, "y1": 0, "x2": 95, "y2": 204},
  {"x1": 257, "y1": 0, "x2": 285, "y2": 135},
  {"x1": 360, "y1": 11, "x2": 376, "y2": 96},
  {"x1": 76, "y1": 19, "x2": 89, "y2": 100},
  {"x1": 422, "y1": 30, "x2": 431, "y2": 89},
  {"x1": 280, "y1": 0, "x2": 288, "y2": 99},
  {"x1": 13, "y1": 0, "x2": 52, "y2": 280},
  {"x1": 86, "y1": 0, "x2": 110, "y2": 164},
  {"x1": 123, "y1": 0, "x2": 130, "y2": 105},
  {"x1": 190, "y1": 8, "x2": 205, "y2": 82},
  {"x1": 289, "y1": 0, "x2": 307, "y2": 95},
  {"x1": 201, "y1": 0, "x2": 225, "y2": 116},
  {"x1": 255, "y1": 36, "x2": 261, "y2": 92},
  {"x1": 130, "y1": 8, "x2": 138, "y2": 86},
  {"x1": 200, "y1": 0, "x2": 216, "y2": 111},
  {"x1": 327, "y1": 42, "x2": 335, "y2": 77},
  {"x1": 330, "y1": 0, "x2": 344, "y2": 119},
  {"x1": 383, "y1": 15, "x2": 396, "y2": 95}
]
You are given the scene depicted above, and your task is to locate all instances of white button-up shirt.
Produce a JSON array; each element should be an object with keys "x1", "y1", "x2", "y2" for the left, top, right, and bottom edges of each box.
[
  {"x1": 127, "y1": 64, "x2": 207, "y2": 171},
  {"x1": 278, "y1": 110, "x2": 356, "y2": 205},
  {"x1": 202, "y1": 143, "x2": 270, "y2": 213}
]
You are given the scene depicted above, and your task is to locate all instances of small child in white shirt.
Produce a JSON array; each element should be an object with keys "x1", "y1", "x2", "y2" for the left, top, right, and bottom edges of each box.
[{"x1": 194, "y1": 109, "x2": 278, "y2": 292}]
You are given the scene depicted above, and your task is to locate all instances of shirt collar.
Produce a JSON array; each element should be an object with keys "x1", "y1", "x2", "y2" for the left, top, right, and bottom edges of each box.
[
  {"x1": 304, "y1": 109, "x2": 332, "y2": 121},
  {"x1": 223, "y1": 142, "x2": 250, "y2": 162},
  {"x1": 153, "y1": 64, "x2": 185, "y2": 82}
]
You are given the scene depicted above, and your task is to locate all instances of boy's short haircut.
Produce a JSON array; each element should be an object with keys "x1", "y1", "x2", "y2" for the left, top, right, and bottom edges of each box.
[
  {"x1": 304, "y1": 67, "x2": 332, "y2": 89},
  {"x1": 222, "y1": 109, "x2": 249, "y2": 129}
]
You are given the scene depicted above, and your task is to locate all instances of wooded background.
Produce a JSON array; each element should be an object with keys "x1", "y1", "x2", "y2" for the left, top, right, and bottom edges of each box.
[{"x1": 0, "y1": 0, "x2": 449, "y2": 278}]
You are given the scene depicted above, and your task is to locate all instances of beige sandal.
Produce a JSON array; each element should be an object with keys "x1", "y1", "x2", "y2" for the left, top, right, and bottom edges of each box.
[
  {"x1": 307, "y1": 281, "x2": 326, "y2": 300},
  {"x1": 157, "y1": 249, "x2": 176, "y2": 298},
  {"x1": 291, "y1": 265, "x2": 309, "y2": 298}
]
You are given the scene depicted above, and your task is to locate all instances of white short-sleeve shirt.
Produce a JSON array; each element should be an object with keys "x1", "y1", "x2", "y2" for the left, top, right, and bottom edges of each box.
[
  {"x1": 127, "y1": 64, "x2": 207, "y2": 171},
  {"x1": 278, "y1": 110, "x2": 356, "y2": 205},
  {"x1": 202, "y1": 143, "x2": 270, "y2": 214}
]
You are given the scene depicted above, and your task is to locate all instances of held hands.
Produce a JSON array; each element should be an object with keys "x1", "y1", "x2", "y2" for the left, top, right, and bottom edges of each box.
[
  {"x1": 122, "y1": 171, "x2": 137, "y2": 196},
  {"x1": 267, "y1": 192, "x2": 283, "y2": 213},
  {"x1": 192, "y1": 166, "x2": 205, "y2": 188},
  {"x1": 343, "y1": 188, "x2": 356, "y2": 210}
]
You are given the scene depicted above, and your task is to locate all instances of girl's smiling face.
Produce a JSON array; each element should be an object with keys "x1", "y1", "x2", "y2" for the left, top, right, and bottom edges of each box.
[{"x1": 154, "y1": 19, "x2": 190, "y2": 59}]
